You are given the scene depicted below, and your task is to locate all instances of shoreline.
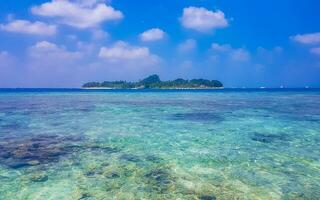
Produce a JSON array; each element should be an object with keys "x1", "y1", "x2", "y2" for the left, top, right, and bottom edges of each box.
[{"x1": 81, "y1": 87, "x2": 225, "y2": 90}]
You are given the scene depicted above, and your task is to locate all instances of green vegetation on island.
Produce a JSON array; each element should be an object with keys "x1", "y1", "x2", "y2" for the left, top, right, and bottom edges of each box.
[{"x1": 82, "y1": 74, "x2": 223, "y2": 89}]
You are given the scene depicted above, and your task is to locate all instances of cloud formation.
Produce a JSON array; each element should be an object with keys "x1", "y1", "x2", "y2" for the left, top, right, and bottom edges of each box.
[
  {"x1": 0, "y1": 20, "x2": 57, "y2": 35},
  {"x1": 310, "y1": 47, "x2": 320, "y2": 56},
  {"x1": 180, "y1": 7, "x2": 228, "y2": 32},
  {"x1": 211, "y1": 43, "x2": 231, "y2": 52},
  {"x1": 291, "y1": 33, "x2": 320, "y2": 57},
  {"x1": 211, "y1": 43, "x2": 250, "y2": 61},
  {"x1": 22, "y1": 41, "x2": 86, "y2": 87},
  {"x1": 178, "y1": 39, "x2": 197, "y2": 52},
  {"x1": 99, "y1": 41, "x2": 159, "y2": 64},
  {"x1": 291, "y1": 32, "x2": 320, "y2": 45},
  {"x1": 92, "y1": 29, "x2": 109, "y2": 40},
  {"x1": 31, "y1": 0, "x2": 123, "y2": 29},
  {"x1": 0, "y1": 51, "x2": 21, "y2": 87},
  {"x1": 28, "y1": 41, "x2": 81, "y2": 60},
  {"x1": 231, "y1": 49, "x2": 251, "y2": 61},
  {"x1": 0, "y1": 51, "x2": 10, "y2": 60},
  {"x1": 140, "y1": 28, "x2": 165, "y2": 41}
]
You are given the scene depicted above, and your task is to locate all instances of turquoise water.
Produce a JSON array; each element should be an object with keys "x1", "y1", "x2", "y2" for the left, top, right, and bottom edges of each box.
[{"x1": 0, "y1": 89, "x2": 319, "y2": 200}]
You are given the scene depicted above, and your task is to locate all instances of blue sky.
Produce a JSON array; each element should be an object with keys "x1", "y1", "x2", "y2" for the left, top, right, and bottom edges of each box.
[{"x1": 0, "y1": 0, "x2": 320, "y2": 88}]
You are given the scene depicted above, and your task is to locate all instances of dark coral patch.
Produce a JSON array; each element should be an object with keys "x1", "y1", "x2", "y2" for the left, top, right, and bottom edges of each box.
[
  {"x1": 105, "y1": 172, "x2": 120, "y2": 179},
  {"x1": 0, "y1": 134, "x2": 120, "y2": 169},
  {"x1": 30, "y1": 173, "x2": 48, "y2": 182},
  {"x1": 85, "y1": 169, "x2": 104, "y2": 177},
  {"x1": 144, "y1": 168, "x2": 174, "y2": 193},
  {"x1": 199, "y1": 195, "x2": 217, "y2": 200},
  {"x1": 251, "y1": 132, "x2": 287, "y2": 143},
  {"x1": 6, "y1": 161, "x2": 31, "y2": 169},
  {"x1": 145, "y1": 155, "x2": 164, "y2": 163},
  {"x1": 120, "y1": 154, "x2": 141, "y2": 162},
  {"x1": 0, "y1": 134, "x2": 83, "y2": 169}
]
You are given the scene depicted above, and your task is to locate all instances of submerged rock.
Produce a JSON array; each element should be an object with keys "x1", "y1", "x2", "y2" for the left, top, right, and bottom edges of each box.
[
  {"x1": 145, "y1": 155, "x2": 164, "y2": 163},
  {"x1": 144, "y1": 168, "x2": 174, "y2": 193},
  {"x1": 30, "y1": 172, "x2": 48, "y2": 182},
  {"x1": 27, "y1": 160, "x2": 40, "y2": 166},
  {"x1": 84, "y1": 165, "x2": 104, "y2": 177},
  {"x1": 85, "y1": 170, "x2": 104, "y2": 177},
  {"x1": 85, "y1": 171, "x2": 97, "y2": 177},
  {"x1": 78, "y1": 192, "x2": 91, "y2": 200},
  {"x1": 0, "y1": 134, "x2": 121, "y2": 170},
  {"x1": 7, "y1": 161, "x2": 31, "y2": 169},
  {"x1": 199, "y1": 195, "x2": 217, "y2": 200},
  {"x1": 251, "y1": 132, "x2": 287, "y2": 143},
  {"x1": 0, "y1": 134, "x2": 83, "y2": 169},
  {"x1": 120, "y1": 154, "x2": 141, "y2": 163},
  {"x1": 105, "y1": 172, "x2": 120, "y2": 179}
]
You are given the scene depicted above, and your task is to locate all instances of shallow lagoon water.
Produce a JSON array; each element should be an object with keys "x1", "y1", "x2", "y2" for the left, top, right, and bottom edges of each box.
[{"x1": 0, "y1": 89, "x2": 319, "y2": 200}]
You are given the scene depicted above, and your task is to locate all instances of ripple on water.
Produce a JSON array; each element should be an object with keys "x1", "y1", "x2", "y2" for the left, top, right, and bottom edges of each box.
[
  {"x1": 170, "y1": 112, "x2": 224, "y2": 122},
  {"x1": 0, "y1": 122, "x2": 27, "y2": 134},
  {"x1": 0, "y1": 91, "x2": 319, "y2": 199}
]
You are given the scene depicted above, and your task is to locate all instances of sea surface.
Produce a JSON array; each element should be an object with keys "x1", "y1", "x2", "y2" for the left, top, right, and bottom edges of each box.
[{"x1": 0, "y1": 89, "x2": 319, "y2": 200}]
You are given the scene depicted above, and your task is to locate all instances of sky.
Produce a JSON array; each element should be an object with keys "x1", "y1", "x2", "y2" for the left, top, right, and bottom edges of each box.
[{"x1": 0, "y1": 0, "x2": 320, "y2": 88}]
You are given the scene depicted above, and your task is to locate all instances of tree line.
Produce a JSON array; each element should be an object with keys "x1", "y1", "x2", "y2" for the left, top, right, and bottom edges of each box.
[{"x1": 82, "y1": 74, "x2": 223, "y2": 89}]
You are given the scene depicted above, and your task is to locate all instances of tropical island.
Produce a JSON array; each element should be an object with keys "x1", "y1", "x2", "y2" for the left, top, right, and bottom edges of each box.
[{"x1": 82, "y1": 74, "x2": 223, "y2": 89}]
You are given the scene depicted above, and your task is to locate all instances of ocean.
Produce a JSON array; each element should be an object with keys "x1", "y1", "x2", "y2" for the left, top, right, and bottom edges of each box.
[{"x1": 0, "y1": 89, "x2": 319, "y2": 199}]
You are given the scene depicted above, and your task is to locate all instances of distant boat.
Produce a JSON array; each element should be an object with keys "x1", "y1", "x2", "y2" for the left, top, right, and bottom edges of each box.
[{"x1": 260, "y1": 86, "x2": 266, "y2": 89}]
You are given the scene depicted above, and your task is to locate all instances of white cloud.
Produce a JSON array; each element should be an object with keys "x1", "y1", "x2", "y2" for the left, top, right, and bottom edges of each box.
[
  {"x1": 291, "y1": 33, "x2": 320, "y2": 56},
  {"x1": 180, "y1": 7, "x2": 228, "y2": 32},
  {"x1": 29, "y1": 41, "x2": 81, "y2": 60},
  {"x1": 310, "y1": 47, "x2": 320, "y2": 56},
  {"x1": 24, "y1": 41, "x2": 84, "y2": 87},
  {"x1": 76, "y1": 0, "x2": 107, "y2": 7},
  {"x1": 231, "y1": 48, "x2": 250, "y2": 61},
  {"x1": 0, "y1": 51, "x2": 14, "y2": 67},
  {"x1": 92, "y1": 29, "x2": 109, "y2": 40},
  {"x1": 31, "y1": 0, "x2": 123, "y2": 29},
  {"x1": 0, "y1": 20, "x2": 57, "y2": 35},
  {"x1": 0, "y1": 51, "x2": 15, "y2": 67},
  {"x1": 211, "y1": 43, "x2": 250, "y2": 61},
  {"x1": 178, "y1": 39, "x2": 197, "y2": 52},
  {"x1": 76, "y1": 41, "x2": 96, "y2": 55},
  {"x1": 67, "y1": 34, "x2": 78, "y2": 40},
  {"x1": 0, "y1": 51, "x2": 10, "y2": 59},
  {"x1": 180, "y1": 60, "x2": 193, "y2": 69},
  {"x1": 140, "y1": 28, "x2": 165, "y2": 41},
  {"x1": 256, "y1": 46, "x2": 283, "y2": 63},
  {"x1": 0, "y1": 51, "x2": 20, "y2": 87},
  {"x1": 211, "y1": 43, "x2": 232, "y2": 52},
  {"x1": 99, "y1": 41, "x2": 159, "y2": 64},
  {"x1": 291, "y1": 32, "x2": 320, "y2": 45},
  {"x1": 257, "y1": 46, "x2": 283, "y2": 56}
]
